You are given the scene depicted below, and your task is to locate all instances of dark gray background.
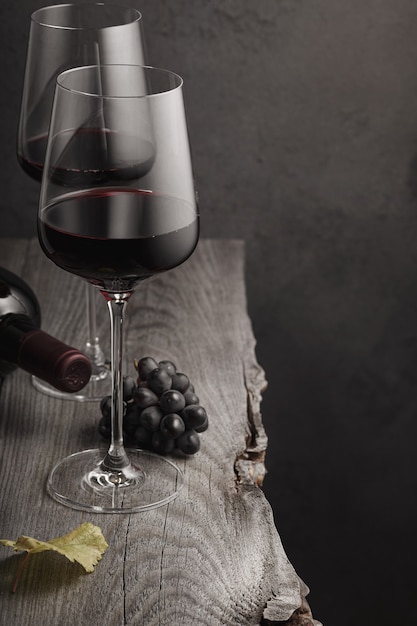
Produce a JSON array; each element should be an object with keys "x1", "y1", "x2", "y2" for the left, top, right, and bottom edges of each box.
[{"x1": 1, "y1": 1, "x2": 417, "y2": 624}]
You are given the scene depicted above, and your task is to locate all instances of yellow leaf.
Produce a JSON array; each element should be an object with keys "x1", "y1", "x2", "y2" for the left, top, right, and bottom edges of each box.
[{"x1": 0, "y1": 522, "x2": 108, "y2": 573}]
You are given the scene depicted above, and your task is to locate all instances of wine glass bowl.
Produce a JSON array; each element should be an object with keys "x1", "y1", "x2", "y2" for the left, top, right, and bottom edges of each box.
[
  {"x1": 39, "y1": 65, "x2": 198, "y2": 294},
  {"x1": 18, "y1": 3, "x2": 145, "y2": 180},
  {"x1": 18, "y1": 3, "x2": 146, "y2": 400},
  {"x1": 39, "y1": 65, "x2": 199, "y2": 512}
]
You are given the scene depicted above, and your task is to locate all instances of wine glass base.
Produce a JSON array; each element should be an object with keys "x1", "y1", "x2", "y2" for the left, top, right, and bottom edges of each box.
[
  {"x1": 47, "y1": 448, "x2": 184, "y2": 513},
  {"x1": 32, "y1": 367, "x2": 111, "y2": 402}
]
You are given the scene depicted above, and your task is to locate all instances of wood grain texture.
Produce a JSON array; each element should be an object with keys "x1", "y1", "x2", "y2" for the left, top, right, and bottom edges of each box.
[{"x1": 0, "y1": 238, "x2": 321, "y2": 626}]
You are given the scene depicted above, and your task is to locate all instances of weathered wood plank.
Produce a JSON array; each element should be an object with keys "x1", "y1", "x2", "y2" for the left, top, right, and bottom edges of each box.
[{"x1": 0, "y1": 238, "x2": 320, "y2": 626}]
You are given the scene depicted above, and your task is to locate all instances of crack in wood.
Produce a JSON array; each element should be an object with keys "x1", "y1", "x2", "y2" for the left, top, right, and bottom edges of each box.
[
  {"x1": 123, "y1": 516, "x2": 131, "y2": 626},
  {"x1": 234, "y1": 365, "x2": 269, "y2": 487},
  {"x1": 262, "y1": 592, "x2": 323, "y2": 626}
]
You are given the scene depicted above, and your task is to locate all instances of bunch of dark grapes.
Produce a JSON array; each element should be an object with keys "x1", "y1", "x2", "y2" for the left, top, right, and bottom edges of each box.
[{"x1": 98, "y1": 356, "x2": 208, "y2": 455}]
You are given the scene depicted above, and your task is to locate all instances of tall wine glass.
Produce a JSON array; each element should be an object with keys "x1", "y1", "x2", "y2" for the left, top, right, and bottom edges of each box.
[
  {"x1": 38, "y1": 64, "x2": 199, "y2": 512},
  {"x1": 18, "y1": 3, "x2": 146, "y2": 401}
]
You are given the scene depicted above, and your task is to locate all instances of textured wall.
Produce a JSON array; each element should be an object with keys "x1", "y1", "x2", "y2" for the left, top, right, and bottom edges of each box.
[{"x1": 1, "y1": 1, "x2": 417, "y2": 624}]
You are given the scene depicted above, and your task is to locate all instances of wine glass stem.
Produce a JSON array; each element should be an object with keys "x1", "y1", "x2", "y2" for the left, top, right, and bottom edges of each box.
[
  {"x1": 102, "y1": 293, "x2": 131, "y2": 472},
  {"x1": 84, "y1": 283, "x2": 106, "y2": 374}
]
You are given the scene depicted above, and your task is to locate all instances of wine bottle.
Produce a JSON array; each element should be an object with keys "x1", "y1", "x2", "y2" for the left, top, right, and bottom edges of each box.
[{"x1": 0, "y1": 267, "x2": 91, "y2": 393}]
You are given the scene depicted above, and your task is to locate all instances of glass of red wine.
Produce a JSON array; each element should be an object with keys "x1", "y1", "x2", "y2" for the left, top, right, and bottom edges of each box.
[
  {"x1": 38, "y1": 64, "x2": 199, "y2": 512},
  {"x1": 17, "y1": 3, "x2": 146, "y2": 401}
]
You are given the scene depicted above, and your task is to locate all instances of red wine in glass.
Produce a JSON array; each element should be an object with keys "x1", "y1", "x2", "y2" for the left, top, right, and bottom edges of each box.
[
  {"x1": 18, "y1": 133, "x2": 48, "y2": 181},
  {"x1": 20, "y1": 129, "x2": 155, "y2": 183},
  {"x1": 39, "y1": 188, "x2": 199, "y2": 292}
]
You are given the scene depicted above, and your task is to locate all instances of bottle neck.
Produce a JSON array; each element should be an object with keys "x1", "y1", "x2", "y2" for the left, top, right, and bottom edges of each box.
[{"x1": 0, "y1": 313, "x2": 92, "y2": 392}]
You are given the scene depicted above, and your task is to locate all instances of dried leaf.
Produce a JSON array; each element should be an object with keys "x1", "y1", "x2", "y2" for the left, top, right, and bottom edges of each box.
[{"x1": 1, "y1": 522, "x2": 108, "y2": 573}]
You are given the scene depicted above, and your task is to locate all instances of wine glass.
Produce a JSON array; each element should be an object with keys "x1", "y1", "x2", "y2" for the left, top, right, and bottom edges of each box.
[
  {"x1": 17, "y1": 3, "x2": 146, "y2": 401},
  {"x1": 38, "y1": 64, "x2": 199, "y2": 512}
]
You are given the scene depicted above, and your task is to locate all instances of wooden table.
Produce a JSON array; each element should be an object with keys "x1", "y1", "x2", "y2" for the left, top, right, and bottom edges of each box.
[{"x1": 0, "y1": 238, "x2": 320, "y2": 626}]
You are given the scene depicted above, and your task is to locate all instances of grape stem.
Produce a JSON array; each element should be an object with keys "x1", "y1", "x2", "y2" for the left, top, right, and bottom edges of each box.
[{"x1": 12, "y1": 552, "x2": 31, "y2": 593}]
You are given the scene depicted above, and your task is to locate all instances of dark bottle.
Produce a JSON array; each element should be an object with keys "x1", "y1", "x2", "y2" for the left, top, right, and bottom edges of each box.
[{"x1": 0, "y1": 267, "x2": 91, "y2": 392}]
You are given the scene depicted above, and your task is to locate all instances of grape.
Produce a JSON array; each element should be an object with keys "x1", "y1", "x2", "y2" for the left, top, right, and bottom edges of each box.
[
  {"x1": 124, "y1": 404, "x2": 141, "y2": 435},
  {"x1": 100, "y1": 395, "x2": 112, "y2": 420},
  {"x1": 171, "y1": 372, "x2": 190, "y2": 393},
  {"x1": 98, "y1": 415, "x2": 110, "y2": 439},
  {"x1": 181, "y1": 404, "x2": 207, "y2": 429},
  {"x1": 158, "y1": 360, "x2": 177, "y2": 376},
  {"x1": 147, "y1": 367, "x2": 172, "y2": 395},
  {"x1": 152, "y1": 431, "x2": 176, "y2": 455},
  {"x1": 123, "y1": 375, "x2": 137, "y2": 401},
  {"x1": 136, "y1": 356, "x2": 158, "y2": 380},
  {"x1": 183, "y1": 389, "x2": 199, "y2": 406},
  {"x1": 176, "y1": 429, "x2": 201, "y2": 454},
  {"x1": 138, "y1": 405, "x2": 164, "y2": 432},
  {"x1": 100, "y1": 395, "x2": 127, "y2": 419},
  {"x1": 195, "y1": 416, "x2": 209, "y2": 433},
  {"x1": 159, "y1": 389, "x2": 186, "y2": 414},
  {"x1": 160, "y1": 413, "x2": 186, "y2": 439},
  {"x1": 133, "y1": 385, "x2": 159, "y2": 409},
  {"x1": 134, "y1": 426, "x2": 153, "y2": 448}
]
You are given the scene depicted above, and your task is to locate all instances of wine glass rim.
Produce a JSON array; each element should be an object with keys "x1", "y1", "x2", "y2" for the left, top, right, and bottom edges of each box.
[
  {"x1": 31, "y1": 3, "x2": 142, "y2": 30},
  {"x1": 56, "y1": 64, "x2": 184, "y2": 98}
]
